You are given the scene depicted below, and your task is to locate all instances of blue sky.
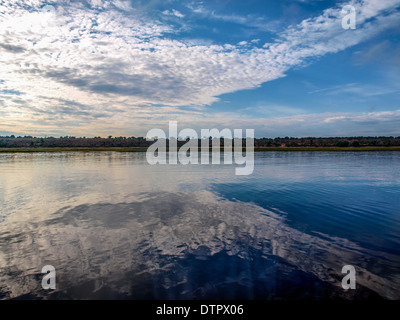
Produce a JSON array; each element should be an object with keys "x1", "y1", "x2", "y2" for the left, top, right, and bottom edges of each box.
[{"x1": 0, "y1": 0, "x2": 399, "y2": 137}]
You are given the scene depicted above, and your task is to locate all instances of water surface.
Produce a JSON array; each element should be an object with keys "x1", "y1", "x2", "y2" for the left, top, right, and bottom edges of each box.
[{"x1": 0, "y1": 152, "x2": 399, "y2": 299}]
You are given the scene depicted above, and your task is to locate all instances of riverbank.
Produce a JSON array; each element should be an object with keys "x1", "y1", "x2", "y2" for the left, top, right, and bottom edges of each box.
[
  {"x1": 1, "y1": 147, "x2": 400, "y2": 153},
  {"x1": 255, "y1": 147, "x2": 400, "y2": 151}
]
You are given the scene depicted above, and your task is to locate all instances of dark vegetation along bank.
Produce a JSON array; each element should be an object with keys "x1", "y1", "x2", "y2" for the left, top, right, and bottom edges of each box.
[{"x1": 0, "y1": 135, "x2": 400, "y2": 152}]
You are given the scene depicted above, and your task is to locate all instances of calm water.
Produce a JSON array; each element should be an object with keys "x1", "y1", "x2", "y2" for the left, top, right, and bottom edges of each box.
[{"x1": 0, "y1": 152, "x2": 399, "y2": 300}]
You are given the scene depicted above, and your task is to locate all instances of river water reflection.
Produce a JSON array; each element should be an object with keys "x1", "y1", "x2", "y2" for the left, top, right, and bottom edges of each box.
[{"x1": 0, "y1": 152, "x2": 399, "y2": 299}]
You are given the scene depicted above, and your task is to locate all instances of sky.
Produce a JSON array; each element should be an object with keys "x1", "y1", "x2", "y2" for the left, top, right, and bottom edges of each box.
[{"x1": 0, "y1": 0, "x2": 399, "y2": 138}]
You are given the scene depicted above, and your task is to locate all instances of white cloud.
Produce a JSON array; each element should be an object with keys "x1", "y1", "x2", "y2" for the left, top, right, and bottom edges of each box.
[
  {"x1": 309, "y1": 83, "x2": 400, "y2": 96},
  {"x1": 187, "y1": 4, "x2": 282, "y2": 33},
  {"x1": 205, "y1": 109, "x2": 400, "y2": 137},
  {"x1": 87, "y1": 0, "x2": 104, "y2": 8},
  {"x1": 162, "y1": 9, "x2": 185, "y2": 18}
]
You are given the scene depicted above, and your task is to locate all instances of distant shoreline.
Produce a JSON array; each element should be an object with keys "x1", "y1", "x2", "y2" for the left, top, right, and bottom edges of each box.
[{"x1": 1, "y1": 147, "x2": 400, "y2": 153}]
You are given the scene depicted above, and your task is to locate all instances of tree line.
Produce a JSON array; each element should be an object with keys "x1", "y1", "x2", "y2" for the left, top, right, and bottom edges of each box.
[{"x1": 1, "y1": 135, "x2": 400, "y2": 148}]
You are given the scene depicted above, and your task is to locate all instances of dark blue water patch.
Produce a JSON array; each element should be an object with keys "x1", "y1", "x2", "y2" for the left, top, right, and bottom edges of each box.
[
  {"x1": 209, "y1": 181, "x2": 400, "y2": 256},
  {"x1": 160, "y1": 249, "x2": 382, "y2": 300}
]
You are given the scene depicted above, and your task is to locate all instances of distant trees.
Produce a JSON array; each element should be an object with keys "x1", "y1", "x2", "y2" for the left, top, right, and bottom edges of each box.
[
  {"x1": 0, "y1": 135, "x2": 400, "y2": 148},
  {"x1": 336, "y1": 141, "x2": 350, "y2": 147}
]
